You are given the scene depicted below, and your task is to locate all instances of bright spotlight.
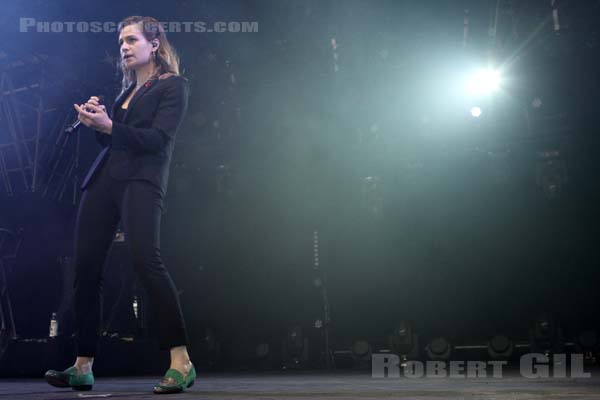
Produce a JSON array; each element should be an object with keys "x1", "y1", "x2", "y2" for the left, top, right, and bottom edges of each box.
[
  {"x1": 470, "y1": 106, "x2": 482, "y2": 118},
  {"x1": 467, "y1": 68, "x2": 501, "y2": 95}
]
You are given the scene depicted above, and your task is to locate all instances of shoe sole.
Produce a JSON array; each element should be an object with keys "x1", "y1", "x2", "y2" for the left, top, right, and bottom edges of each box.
[
  {"x1": 153, "y1": 379, "x2": 194, "y2": 394},
  {"x1": 72, "y1": 385, "x2": 93, "y2": 391},
  {"x1": 45, "y1": 374, "x2": 69, "y2": 388},
  {"x1": 45, "y1": 373, "x2": 93, "y2": 391}
]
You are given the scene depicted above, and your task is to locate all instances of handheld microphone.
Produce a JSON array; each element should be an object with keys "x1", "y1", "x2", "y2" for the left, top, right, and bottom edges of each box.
[{"x1": 65, "y1": 95, "x2": 105, "y2": 133}]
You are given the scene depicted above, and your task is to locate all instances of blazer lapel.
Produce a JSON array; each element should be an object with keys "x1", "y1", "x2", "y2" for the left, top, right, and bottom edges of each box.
[
  {"x1": 111, "y1": 82, "x2": 136, "y2": 115},
  {"x1": 122, "y1": 78, "x2": 157, "y2": 122}
]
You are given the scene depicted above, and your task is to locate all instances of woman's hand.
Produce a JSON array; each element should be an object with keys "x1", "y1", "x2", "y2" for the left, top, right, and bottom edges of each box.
[{"x1": 74, "y1": 96, "x2": 112, "y2": 135}]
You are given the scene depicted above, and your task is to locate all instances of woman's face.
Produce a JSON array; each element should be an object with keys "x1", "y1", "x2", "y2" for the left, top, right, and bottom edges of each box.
[{"x1": 119, "y1": 23, "x2": 156, "y2": 70}]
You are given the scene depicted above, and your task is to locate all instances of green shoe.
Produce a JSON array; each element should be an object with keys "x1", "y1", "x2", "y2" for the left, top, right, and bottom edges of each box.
[
  {"x1": 153, "y1": 365, "x2": 196, "y2": 394},
  {"x1": 44, "y1": 366, "x2": 94, "y2": 391}
]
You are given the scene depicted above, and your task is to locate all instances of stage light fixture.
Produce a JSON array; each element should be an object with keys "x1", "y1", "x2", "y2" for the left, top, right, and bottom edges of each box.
[
  {"x1": 351, "y1": 340, "x2": 372, "y2": 369},
  {"x1": 470, "y1": 106, "x2": 482, "y2": 118},
  {"x1": 577, "y1": 330, "x2": 598, "y2": 351},
  {"x1": 529, "y1": 312, "x2": 564, "y2": 355},
  {"x1": 467, "y1": 68, "x2": 501, "y2": 95},
  {"x1": 487, "y1": 334, "x2": 514, "y2": 360},
  {"x1": 256, "y1": 342, "x2": 270, "y2": 359},
  {"x1": 362, "y1": 176, "x2": 383, "y2": 217},
  {"x1": 389, "y1": 320, "x2": 419, "y2": 363},
  {"x1": 536, "y1": 150, "x2": 567, "y2": 200},
  {"x1": 574, "y1": 330, "x2": 599, "y2": 364},
  {"x1": 282, "y1": 326, "x2": 309, "y2": 369},
  {"x1": 351, "y1": 340, "x2": 371, "y2": 360},
  {"x1": 425, "y1": 337, "x2": 452, "y2": 361}
]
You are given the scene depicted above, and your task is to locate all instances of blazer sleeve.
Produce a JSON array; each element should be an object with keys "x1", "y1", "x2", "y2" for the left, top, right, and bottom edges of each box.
[
  {"x1": 95, "y1": 130, "x2": 111, "y2": 147},
  {"x1": 110, "y1": 77, "x2": 189, "y2": 154}
]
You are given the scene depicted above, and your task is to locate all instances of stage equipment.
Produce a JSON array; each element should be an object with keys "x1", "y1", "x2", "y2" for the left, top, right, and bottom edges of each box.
[
  {"x1": 388, "y1": 320, "x2": 420, "y2": 363},
  {"x1": 425, "y1": 337, "x2": 452, "y2": 361},
  {"x1": 0, "y1": 227, "x2": 23, "y2": 360},
  {"x1": 487, "y1": 334, "x2": 514, "y2": 360}
]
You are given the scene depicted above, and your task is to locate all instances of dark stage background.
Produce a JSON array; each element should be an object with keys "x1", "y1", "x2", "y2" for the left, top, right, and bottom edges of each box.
[{"x1": 1, "y1": 0, "x2": 599, "y2": 370}]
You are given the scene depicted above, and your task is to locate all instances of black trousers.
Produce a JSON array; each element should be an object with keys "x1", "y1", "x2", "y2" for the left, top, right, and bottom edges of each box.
[{"x1": 73, "y1": 159, "x2": 188, "y2": 357}]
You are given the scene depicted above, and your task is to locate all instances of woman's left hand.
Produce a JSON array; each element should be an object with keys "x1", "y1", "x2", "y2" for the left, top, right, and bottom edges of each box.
[{"x1": 73, "y1": 103, "x2": 113, "y2": 135}]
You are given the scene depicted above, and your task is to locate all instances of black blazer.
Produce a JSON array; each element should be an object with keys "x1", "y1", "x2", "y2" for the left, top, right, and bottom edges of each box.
[{"x1": 81, "y1": 74, "x2": 189, "y2": 197}]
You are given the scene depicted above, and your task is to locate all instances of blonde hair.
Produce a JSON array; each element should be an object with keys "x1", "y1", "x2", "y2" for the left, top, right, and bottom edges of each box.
[{"x1": 117, "y1": 16, "x2": 180, "y2": 95}]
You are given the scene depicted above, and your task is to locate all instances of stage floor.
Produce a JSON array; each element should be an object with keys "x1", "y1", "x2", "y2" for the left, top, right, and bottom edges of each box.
[{"x1": 2, "y1": 369, "x2": 600, "y2": 399}]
